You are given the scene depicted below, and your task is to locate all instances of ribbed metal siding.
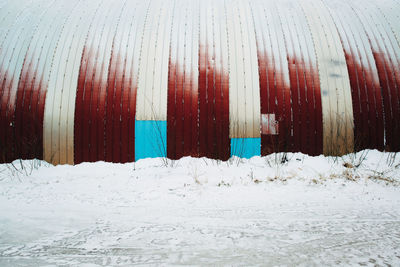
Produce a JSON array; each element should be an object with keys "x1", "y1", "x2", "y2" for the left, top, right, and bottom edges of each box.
[{"x1": 0, "y1": 0, "x2": 399, "y2": 164}]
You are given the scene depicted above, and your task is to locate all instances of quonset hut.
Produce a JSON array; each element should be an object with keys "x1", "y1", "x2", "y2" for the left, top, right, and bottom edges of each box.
[{"x1": 0, "y1": 0, "x2": 399, "y2": 165}]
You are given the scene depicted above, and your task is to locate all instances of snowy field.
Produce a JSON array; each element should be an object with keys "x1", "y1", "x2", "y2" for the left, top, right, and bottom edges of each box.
[{"x1": 0, "y1": 150, "x2": 400, "y2": 266}]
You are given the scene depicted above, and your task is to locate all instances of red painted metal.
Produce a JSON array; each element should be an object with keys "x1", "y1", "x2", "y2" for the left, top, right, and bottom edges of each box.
[
  {"x1": 0, "y1": 67, "x2": 7, "y2": 161},
  {"x1": 303, "y1": 62, "x2": 318, "y2": 156},
  {"x1": 288, "y1": 55, "x2": 316, "y2": 156},
  {"x1": 1, "y1": 70, "x2": 18, "y2": 162},
  {"x1": 343, "y1": 50, "x2": 365, "y2": 150},
  {"x1": 14, "y1": 53, "x2": 32, "y2": 159},
  {"x1": 167, "y1": 58, "x2": 177, "y2": 159},
  {"x1": 214, "y1": 52, "x2": 223, "y2": 159},
  {"x1": 108, "y1": 41, "x2": 126, "y2": 164},
  {"x1": 257, "y1": 48, "x2": 322, "y2": 156},
  {"x1": 275, "y1": 67, "x2": 292, "y2": 153},
  {"x1": 372, "y1": 49, "x2": 399, "y2": 151},
  {"x1": 296, "y1": 58, "x2": 309, "y2": 155},
  {"x1": 364, "y1": 65, "x2": 385, "y2": 151},
  {"x1": 191, "y1": 70, "x2": 200, "y2": 157},
  {"x1": 198, "y1": 42, "x2": 229, "y2": 160},
  {"x1": 167, "y1": 59, "x2": 200, "y2": 160},
  {"x1": 117, "y1": 50, "x2": 136, "y2": 163},
  {"x1": 311, "y1": 64, "x2": 323, "y2": 156},
  {"x1": 168, "y1": 41, "x2": 228, "y2": 160},
  {"x1": 97, "y1": 68, "x2": 107, "y2": 162},
  {"x1": 287, "y1": 56, "x2": 301, "y2": 152},
  {"x1": 354, "y1": 49, "x2": 373, "y2": 150},
  {"x1": 29, "y1": 67, "x2": 44, "y2": 160},
  {"x1": 82, "y1": 46, "x2": 95, "y2": 162},
  {"x1": 15, "y1": 50, "x2": 46, "y2": 161},
  {"x1": 262, "y1": 52, "x2": 280, "y2": 155},
  {"x1": 381, "y1": 23, "x2": 400, "y2": 152},
  {"x1": 299, "y1": 59, "x2": 314, "y2": 156},
  {"x1": 381, "y1": 49, "x2": 400, "y2": 151},
  {"x1": 105, "y1": 49, "x2": 119, "y2": 162},
  {"x1": 0, "y1": 68, "x2": 11, "y2": 162},
  {"x1": 112, "y1": 53, "x2": 124, "y2": 162},
  {"x1": 183, "y1": 67, "x2": 194, "y2": 156},
  {"x1": 89, "y1": 52, "x2": 101, "y2": 162},
  {"x1": 175, "y1": 60, "x2": 184, "y2": 158},
  {"x1": 75, "y1": 44, "x2": 92, "y2": 164},
  {"x1": 198, "y1": 43, "x2": 207, "y2": 157},
  {"x1": 342, "y1": 45, "x2": 384, "y2": 151},
  {"x1": 206, "y1": 40, "x2": 215, "y2": 158},
  {"x1": 221, "y1": 67, "x2": 230, "y2": 159},
  {"x1": 258, "y1": 52, "x2": 272, "y2": 155},
  {"x1": 126, "y1": 64, "x2": 137, "y2": 162}
]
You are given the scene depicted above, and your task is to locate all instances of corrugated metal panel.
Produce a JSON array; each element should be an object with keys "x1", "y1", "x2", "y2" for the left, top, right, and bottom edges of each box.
[
  {"x1": 16, "y1": 0, "x2": 77, "y2": 163},
  {"x1": 44, "y1": 0, "x2": 89, "y2": 165},
  {"x1": 167, "y1": 0, "x2": 184, "y2": 159},
  {"x1": 103, "y1": 0, "x2": 145, "y2": 163},
  {"x1": 1, "y1": 0, "x2": 399, "y2": 163},
  {"x1": 226, "y1": 0, "x2": 260, "y2": 140},
  {"x1": 375, "y1": 0, "x2": 400, "y2": 48},
  {"x1": 134, "y1": 0, "x2": 170, "y2": 159},
  {"x1": 324, "y1": 0, "x2": 385, "y2": 151},
  {"x1": 136, "y1": 0, "x2": 172, "y2": 121},
  {"x1": 167, "y1": 0, "x2": 200, "y2": 159},
  {"x1": 350, "y1": 0, "x2": 400, "y2": 151},
  {"x1": 0, "y1": 0, "x2": 55, "y2": 162},
  {"x1": 249, "y1": 0, "x2": 293, "y2": 154},
  {"x1": 300, "y1": 0, "x2": 354, "y2": 156},
  {"x1": 0, "y1": 0, "x2": 32, "y2": 44},
  {"x1": 287, "y1": 0, "x2": 324, "y2": 156},
  {"x1": 215, "y1": 0, "x2": 230, "y2": 160},
  {"x1": 74, "y1": 0, "x2": 124, "y2": 163},
  {"x1": 117, "y1": 0, "x2": 149, "y2": 162},
  {"x1": 196, "y1": 0, "x2": 230, "y2": 160},
  {"x1": 226, "y1": 0, "x2": 260, "y2": 158}
]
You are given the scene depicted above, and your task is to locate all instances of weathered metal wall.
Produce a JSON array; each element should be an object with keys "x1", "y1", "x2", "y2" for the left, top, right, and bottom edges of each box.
[{"x1": 0, "y1": 0, "x2": 399, "y2": 164}]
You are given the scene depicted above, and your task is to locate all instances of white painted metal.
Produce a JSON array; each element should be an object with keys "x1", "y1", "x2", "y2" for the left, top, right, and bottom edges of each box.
[
  {"x1": 44, "y1": 0, "x2": 98, "y2": 164},
  {"x1": 0, "y1": 0, "x2": 36, "y2": 107},
  {"x1": 186, "y1": 0, "x2": 198, "y2": 124},
  {"x1": 292, "y1": 0, "x2": 320, "y2": 118},
  {"x1": 45, "y1": 0, "x2": 101, "y2": 164},
  {"x1": 128, "y1": 0, "x2": 149, "y2": 116},
  {"x1": 226, "y1": 0, "x2": 260, "y2": 138},
  {"x1": 2, "y1": 0, "x2": 400, "y2": 163},
  {"x1": 241, "y1": 0, "x2": 261, "y2": 138},
  {"x1": 324, "y1": 0, "x2": 383, "y2": 128},
  {"x1": 156, "y1": 0, "x2": 173, "y2": 122},
  {"x1": 0, "y1": 0, "x2": 34, "y2": 50},
  {"x1": 363, "y1": 1, "x2": 400, "y2": 76},
  {"x1": 136, "y1": 0, "x2": 172, "y2": 121},
  {"x1": 219, "y1": 0, "x2": 228, "y2": 105},
  {"x1": 213, "y1": 0, "x2": 222, "y2": 105},
  {"x1": 190, "y1": 0, "x2": 200, "y2": 118},
  {"x1": 351, "y1": 0, "x2": 400, "y2": 105},
  {"x1": 255, "y1": 0, "x2": 291, "y2": 127},
  {"x1": 355, "y1": 0, "x2": 400, "y2": 118},
  {"x1": 300, "y1": 0, "x2": 354, "y2": 155},
  {"x1": 248, "y1": 0, "x2": 268, "y2": 120},
  {"x1": 176, "y1": 0, "x2": 185, "y2": 110},
  {"x1": 0, "y1": 0, "x2": 55, "y2": 130},
  {"x1": 25, "y1": 0, "x2": 75, "y2": 164},
  {"x1": 374, "y1": 0, "x2": 400, "y2": 48}
]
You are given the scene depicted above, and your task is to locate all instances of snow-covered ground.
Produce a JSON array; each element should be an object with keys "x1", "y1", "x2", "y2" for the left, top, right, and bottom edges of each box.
[{"x1": 0, "y1": 150, "x2": 400, "y2": 266}]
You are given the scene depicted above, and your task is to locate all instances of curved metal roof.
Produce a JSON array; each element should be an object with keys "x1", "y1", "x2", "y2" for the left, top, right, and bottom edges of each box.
[{"x1": 0, "y1": 0, "x2": 399, "y2": 164}]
